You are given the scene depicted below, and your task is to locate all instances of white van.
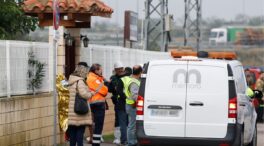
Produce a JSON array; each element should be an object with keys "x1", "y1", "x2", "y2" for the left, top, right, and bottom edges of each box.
[{"x1": 136, "y1": 54, "x2": 257, "y2": 146}]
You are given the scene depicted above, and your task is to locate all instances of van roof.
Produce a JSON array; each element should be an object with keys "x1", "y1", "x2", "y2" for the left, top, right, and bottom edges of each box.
[
  {"x1": 171, "y1": 51, "x2": 237, "y2": 60},
  {"x1": 148, "y1": 58, "x2": 242, "y2": 68}
]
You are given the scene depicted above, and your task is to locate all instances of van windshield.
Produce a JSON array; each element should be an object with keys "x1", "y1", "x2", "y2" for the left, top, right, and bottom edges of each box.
[{"x1": 210, "y1": 32, "x2": 218, "y2": 38}]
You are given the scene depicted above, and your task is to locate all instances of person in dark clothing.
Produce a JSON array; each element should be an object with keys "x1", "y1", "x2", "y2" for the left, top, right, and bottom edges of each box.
[
  {"x1": 125, "y1": 67, "x2": 132, "y2": 76},
  {"x1": 108, "y1": 62, "x2": 127, "y2": 145},
  {"x1": 116, "y1": 74, "x2": 131, "y2": 145}
]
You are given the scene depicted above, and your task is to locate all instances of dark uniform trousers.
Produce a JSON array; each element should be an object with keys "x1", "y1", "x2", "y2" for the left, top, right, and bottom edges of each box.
[{"x1": 90, "y1": 102, "x2": 106, "y2": 146}]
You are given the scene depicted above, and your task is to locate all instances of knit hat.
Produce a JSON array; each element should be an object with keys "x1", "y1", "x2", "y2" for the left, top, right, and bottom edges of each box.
[{"x1": 78, "y1": 62, "x2": 89, "y2": 68}]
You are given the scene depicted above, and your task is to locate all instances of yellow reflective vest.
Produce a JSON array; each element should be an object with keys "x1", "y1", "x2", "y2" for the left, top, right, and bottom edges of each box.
[
  {"x1": 246, "y1": 87, "x2": 254, "y2": 98},
  {"x1": 121, "y1": 76, "x2": 140, "y2": 105}
]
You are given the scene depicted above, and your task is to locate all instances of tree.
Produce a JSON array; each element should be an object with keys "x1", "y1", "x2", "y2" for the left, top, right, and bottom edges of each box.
[
  {"x1": 248, "y1": 16, "x2": 264, "y2": 26},
  {"x1": 0, "y1": 0, "x2": 38, "y2": 39},
  {"x1": 27, "y1": 51, "x2": 46, "y2": 95}
]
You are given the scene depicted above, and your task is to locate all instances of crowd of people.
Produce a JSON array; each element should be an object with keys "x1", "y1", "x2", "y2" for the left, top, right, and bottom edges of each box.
[
  {"x1": 245, "y1": 69, "x2": 264, "y2": 122},
  {"x1": 253, "y1": 72, "x2": 264, "y2": 122},
  {"x1": 67, "y1": 61, "x2": 143, "y2": 146}
]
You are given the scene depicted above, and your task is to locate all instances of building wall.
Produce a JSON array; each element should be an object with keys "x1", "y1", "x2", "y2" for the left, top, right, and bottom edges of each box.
[{"x1": 103, "y1": 97, "x2": 115, "y2": 134}]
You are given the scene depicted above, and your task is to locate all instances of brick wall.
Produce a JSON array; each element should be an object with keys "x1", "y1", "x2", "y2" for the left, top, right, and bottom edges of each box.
[
  {"x1": 0, "y1": 94, "x2": 61, "y2": 146},
  {"x1": 0, "y1": 94, "x2": 115, "y2": 145}
]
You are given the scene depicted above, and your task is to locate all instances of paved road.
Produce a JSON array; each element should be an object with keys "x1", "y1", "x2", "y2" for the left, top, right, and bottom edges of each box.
[
  {"x1": 257, "y1": 123, "x2": 264, "y2": 146},
  {"x1": 84, "y1": 142, "x2": 115, "y2": 146},
  {"x1": 83, "y1": 123, "x2": 264, "y2": 146},
  {"x1": 84, "y1": 143, "x2": 115, "y2": 146}
]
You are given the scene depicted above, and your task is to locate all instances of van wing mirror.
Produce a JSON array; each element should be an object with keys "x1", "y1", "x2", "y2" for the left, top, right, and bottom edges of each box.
[{"x1": 253, "y1": 90, "x2": 263, "y2": 99}]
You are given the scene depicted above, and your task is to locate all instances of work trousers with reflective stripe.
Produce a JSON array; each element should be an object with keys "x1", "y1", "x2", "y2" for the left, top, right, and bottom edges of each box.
[{"x1": 90, "y1": 102, "x2": 106, "y2": 146}]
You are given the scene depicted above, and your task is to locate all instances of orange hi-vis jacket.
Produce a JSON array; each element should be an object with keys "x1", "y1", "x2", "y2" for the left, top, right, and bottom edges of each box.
[{"x1": 87, "y1": 72, "x2": 108, "y2": 104}]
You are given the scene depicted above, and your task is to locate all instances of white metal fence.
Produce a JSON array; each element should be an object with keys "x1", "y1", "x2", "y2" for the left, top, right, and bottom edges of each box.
[
  {"x1": 0, "y1": 40, "x2": 50, "y2": 97},
  {"x1": 0, "y1": 41, "x2": 170, "y2": 97},
  {"x1": 80, "y1": 45, "x2": 170, "y2": 80}
]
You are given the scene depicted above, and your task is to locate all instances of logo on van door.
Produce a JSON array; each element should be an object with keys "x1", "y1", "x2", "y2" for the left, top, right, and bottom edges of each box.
[
  {"x1": 172, "y1": 69, "x2": 187, "y2": 88},
  {"x1": 172, "y1": 69, "x2": 201, "y2": 89},
  {"x1": 187, "y1": 69, "x2": 201, "y2": 89}
]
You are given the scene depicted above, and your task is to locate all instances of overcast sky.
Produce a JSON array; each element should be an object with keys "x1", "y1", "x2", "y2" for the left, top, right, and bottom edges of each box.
[{"x1": 93, "y1": 0, "x2": 264, "y2": 26}]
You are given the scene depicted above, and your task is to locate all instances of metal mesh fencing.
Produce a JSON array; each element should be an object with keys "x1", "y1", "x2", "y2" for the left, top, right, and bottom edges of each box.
[
  {"x1": 0, "y1": 40, "x2": 50, "y2": 97},
  {"x1": 80, "y1": 45, "x2": 170, "y2": 80},
  {"x1": 0, "y1": 41, "x2": 170, "y2": 97}
]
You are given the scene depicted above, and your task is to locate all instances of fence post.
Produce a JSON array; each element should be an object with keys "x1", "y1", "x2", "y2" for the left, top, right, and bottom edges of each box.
[
  {"x1": 119, "y1": 49, "x2": 122, "y2": 64},
  {"x1": 110, "y1": 49, "x2": 113, "y2": 75},
  {"x1": 130, "y1": 49, "x2": 133, "y2": 66},
  {"x1": 89, "y1": 47, "x2": 92, "y2": 65},
  {"x1": 32, "y1": 42, "x2": 36, "y2": 53},
  {"x1": 103, "y1": 48, "x2": 107, "y2": 77},
  {"x1": 6, "y1": 41, "x2": 11, "y2": 98}
]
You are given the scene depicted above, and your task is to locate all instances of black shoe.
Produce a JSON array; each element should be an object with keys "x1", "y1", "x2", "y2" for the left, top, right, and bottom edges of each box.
[{"x1": 118, "y1": 142, "x2": 127, "y2": 146}]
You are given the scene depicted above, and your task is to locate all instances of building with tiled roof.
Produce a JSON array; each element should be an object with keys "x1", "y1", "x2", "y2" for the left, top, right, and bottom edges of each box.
[{"x1": 22, "y1": 0, "x2": 113, "y2": 28}]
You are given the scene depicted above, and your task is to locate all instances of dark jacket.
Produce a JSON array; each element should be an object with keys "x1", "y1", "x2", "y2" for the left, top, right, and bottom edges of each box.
[{"x1": 108, "y1": 74, "x2": 127, "y2": 111}]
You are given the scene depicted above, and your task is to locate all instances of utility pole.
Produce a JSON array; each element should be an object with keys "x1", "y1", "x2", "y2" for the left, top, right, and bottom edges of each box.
[
  {"x1": 144, "y1": 0, "x2": 169, "y2": 52},
  {"x1": 184, "y1": 0, "x2": 202, "y2": 52}
]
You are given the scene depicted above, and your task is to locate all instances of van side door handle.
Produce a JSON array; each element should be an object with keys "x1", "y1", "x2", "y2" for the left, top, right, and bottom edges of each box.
[
  {"x1": 189, "y1": 101, "x2": 204, "y2": 106},
  {"x1": 239, "y1": 103, "x2": 246, "y2": 107}
]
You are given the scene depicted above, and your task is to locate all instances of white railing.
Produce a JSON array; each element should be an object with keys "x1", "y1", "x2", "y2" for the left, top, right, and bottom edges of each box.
[
  {"x1": 0, "y1": 40, "x2": 50, "y2": 97},
  {"x1": 80, "y1": 45, "x2": 170, "y2": 80},
  {"x1": 0, "y1": 41, "x2": 171, "y2": 97}
]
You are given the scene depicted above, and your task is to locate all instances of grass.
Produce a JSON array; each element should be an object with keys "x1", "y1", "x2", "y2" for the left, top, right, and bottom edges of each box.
[{"x1": 102, "y1": 133, "x2": 115, "y2": 143}]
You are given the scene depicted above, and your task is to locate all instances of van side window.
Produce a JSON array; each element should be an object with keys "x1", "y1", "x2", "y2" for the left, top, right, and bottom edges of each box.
[{"x1": 234, "y1": 66, "x2": 247, "y2": 94}]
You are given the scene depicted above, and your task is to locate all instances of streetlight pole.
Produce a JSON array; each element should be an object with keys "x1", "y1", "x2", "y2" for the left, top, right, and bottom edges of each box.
[{"x1": 52, "y1": 0, "x2": 59, "y2": 145}]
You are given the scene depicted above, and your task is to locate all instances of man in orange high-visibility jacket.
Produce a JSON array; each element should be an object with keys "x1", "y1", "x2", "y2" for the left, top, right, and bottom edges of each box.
[{"x1": 87, "y1": 64, "x2": 108, "y2": 146}]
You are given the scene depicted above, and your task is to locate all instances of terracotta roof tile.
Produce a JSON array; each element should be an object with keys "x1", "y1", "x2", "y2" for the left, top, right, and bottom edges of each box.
[{"x1": 23, "y1": 0, "x2": 113, "y2": 17}]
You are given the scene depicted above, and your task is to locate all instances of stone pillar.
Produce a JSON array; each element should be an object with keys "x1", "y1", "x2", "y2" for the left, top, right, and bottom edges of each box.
[
  {"x1": 48, "y1": 26, "x2": 65, "y2": 91},
  {"x1": 48, "y1": 27, "x2": 81, "y2": 82}
]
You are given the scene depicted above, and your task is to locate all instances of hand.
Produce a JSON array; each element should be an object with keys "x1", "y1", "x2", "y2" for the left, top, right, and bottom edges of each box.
[
  {"x1": 91, "y1": 91, "x2": 96, "y2": 96},
  {"x1": 131, "y1": 103, "x2": 137, "y2": 108}
]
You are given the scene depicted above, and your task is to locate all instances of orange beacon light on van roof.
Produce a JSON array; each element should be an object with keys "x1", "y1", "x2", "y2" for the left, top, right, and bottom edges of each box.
[
  {"x1": 170, "y1": 50, "x2": 237, "y2": 60},
  {"x1": 208, "y1": 52, "x2": 237, "y2": 60},
  {"x1": 171, "y1": 51, "x2": 197, "y2": 58}
]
